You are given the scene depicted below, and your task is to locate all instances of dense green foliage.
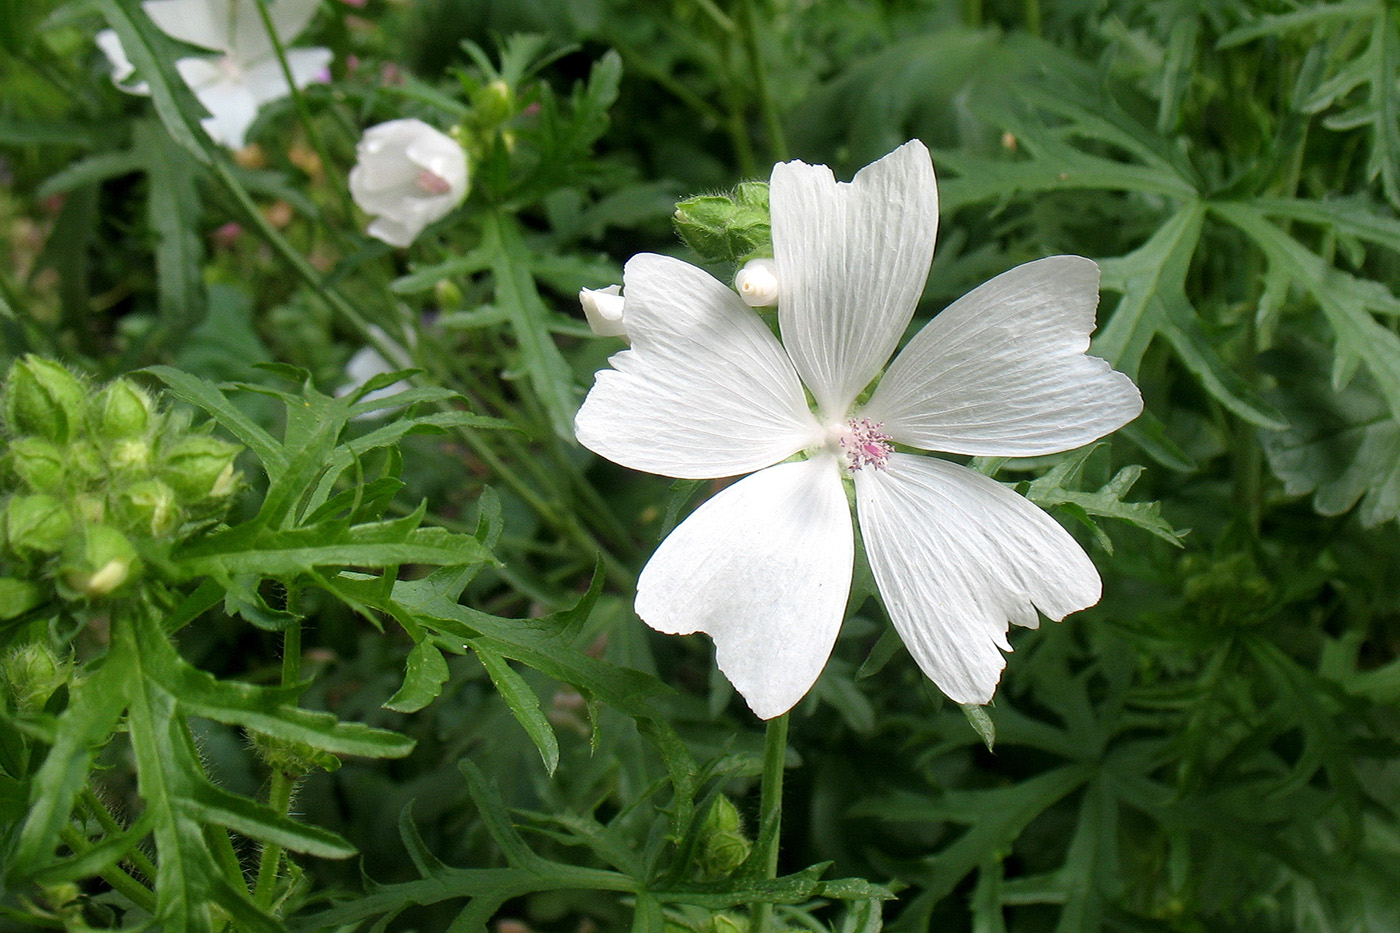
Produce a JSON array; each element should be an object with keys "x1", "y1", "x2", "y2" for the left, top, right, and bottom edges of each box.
[{"x1": 2, "y1": 0, "x2": 1400, "y2": 930}]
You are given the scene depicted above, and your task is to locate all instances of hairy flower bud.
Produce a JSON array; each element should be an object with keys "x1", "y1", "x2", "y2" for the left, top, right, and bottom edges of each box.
[
  {"x1": 3, "y1": 494, "x2": 72, "y2": 557},
  {"x1": 1, "y1": 642, "x2": 68, "y2": 714},
  {"x1": 349, "y1": 119, "x2": 469, "y2": 247},
  {"x1": 249, "y1": 730, "x2": 342, "y2": 777},
  {"x1": 673, "y1": 181, "x2": 771, "y2": 263},
  {"x1": 7, "y1": 437, "x2": 66, "y2": 492},
  {"x1": 93, "y1": 378, "x2": 153, "y2": 440},
  {"x1": 698, "y1": 795, "x2": 751, "y2": 877},
  {"x1": 4, "y1": 356, "x2": 88, "y2": 443},
  {"x1": 60, "y1": 525, "x2": 138, "y2": 598},
  {"x1": 118, "y1": 479, "x2": 179, "y2": 537},
  {"x1": 160, "y1": 436, "x2": 241, "y2": 501}
]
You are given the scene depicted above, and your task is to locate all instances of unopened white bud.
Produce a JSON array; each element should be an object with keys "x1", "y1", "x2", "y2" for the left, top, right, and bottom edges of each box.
[
  {"x1": 734, "y1": 258, "x2": 779, "y2": 307},
  {"x1": 580, "y1": 285, "x2": 627, "y2": 338}
]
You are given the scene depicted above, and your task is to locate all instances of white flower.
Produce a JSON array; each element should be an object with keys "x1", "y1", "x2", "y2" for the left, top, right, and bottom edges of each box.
[
  {"x1": 96, "y1": 0, "x2": 331, "y2": 150},
  {"x1": 348, "y1": 119, "x2": 469, "y2": 247},
  {"x1": 574, "y1": 140, "x2": 1143, "y2": 720},
  {"x1": 337, "y1": 326, "x2": 416, "y2": 416},
  {"x1": 734, "y1": 257, "x2": 779, "y2": 307},
  {"x1": 580, "y1": 284, "x2": 627, "y2": 338}
]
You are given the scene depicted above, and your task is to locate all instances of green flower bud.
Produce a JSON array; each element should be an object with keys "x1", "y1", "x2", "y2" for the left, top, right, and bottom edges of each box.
[
  {"x1": 72, "y1": 492, "x2": 106, "y2": 525},
  {"x1": 673, "y1": 182, "x2": 771, "y2": 263},
  {"x1": 3, "y1": 355, "x2": 88, "y2": 443},
  {"x1": 109, "y1": 438, "x2": 153, "y2": 472},
  {"x1": 1, "y1": 642, "x2": 68, "y2": 714},
  {"x1": 60, "y1": 525, "x2": 138, "y2": 598},
  {"x1": 117, "y1": 479, "x2": 179, "y2": 537},
  {"x1": 471, "y1": 79, "x2": 514, "y2": 126},
  {"x1": 699, "y1": 796, "x2": 752, "y2": 877},
  {"x1": 7, "y1": 437, "x2": 66, "y2": 492},
  {"x1": 711, "y1": 917, "x2": 746, "y2": 933},
  {"x1": 249, "y1": 730, "x2": 341, "y2": 777},
  {"x1": 66, "y1": 439, "x2": 105, "y2": 484},
  {"x1": 92, "y1": 378, "x2": 154, "y2": 440},
  {"x1": 160, "y1": 436, "x2": 241, "y2": 501},
  {"x1": 435, "y1": 277, "x2": 464, "y2": 309},
  {"x1": 3, "y1": 494, "x2": 72, "y2": 556}
]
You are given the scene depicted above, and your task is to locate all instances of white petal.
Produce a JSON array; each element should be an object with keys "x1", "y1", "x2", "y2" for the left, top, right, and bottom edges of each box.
[
  {"x1": 144, "y1": 0, "x2": 229, "y2": 52},
  {"x1": 234, "y1": 0, "x2": 321, "y2": 55},
  {"x1": 855, "y1": 453, "x2": 1101, "y2": 705},
  {"x1": 242, "y1": 47, "x2": 331, "y2": 104},
  {"x1": 863, "y1": 256, "x2": 1143, "y2": 456},
  {"x1": 177, "y1": 64, "x2": 259, "y2": 148},
  {"x1": 771, "y1": 139, "x2": 939, "y2": 419},
  {"x1": 637, "y1": 457, "x2": 854, "y2": 720},
  {"x1": 575, "y1": 254, "x2": 823, "y2": 479},
  {"x1": 580, "y1": 285, "x2": 626, "y2": 338},
  {"x1": 96, "y1": 30, "x2": 149, "y2": 93}
]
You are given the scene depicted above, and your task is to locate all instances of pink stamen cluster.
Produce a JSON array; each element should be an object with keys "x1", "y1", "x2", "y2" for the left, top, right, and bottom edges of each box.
[
  {"x1": 839, "y1": 417, "x2": 893, "y2": 471},
  {"x1": 415, "y1": 168, "x2": 453, "y2": 196}
]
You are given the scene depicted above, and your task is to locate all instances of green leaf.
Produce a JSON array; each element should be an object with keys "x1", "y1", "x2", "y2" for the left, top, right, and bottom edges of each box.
[
  {"x1": 474, "y1": 646, "x2": 560, "y2": 775},
  {"x1": 383, "y1": 638, "x2": 451, "y2": 714},
  {"x1": 1026, "y1": 457, "x2": 1186, "y2": 548},
  {"x1": 137, "y1": 119, "x2": 206, "y2": 352},
  {"x1": 962, "y1": 703, "x2": 996, "y2": 753},
  {"x1": 143, "y1": 366, "x2": 285, "y2": 476},
  {"x1": 482, "y1": 212, "x2": 580, "y2": 440}
]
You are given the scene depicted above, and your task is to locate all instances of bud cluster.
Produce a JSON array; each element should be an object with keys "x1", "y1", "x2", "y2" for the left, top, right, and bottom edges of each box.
[
  {"x1": 673, "y1": 182, "x2": 772, "y2": 264},
  {"x1": 0, "y1": 355, "x2": 242, "y2": 603}
]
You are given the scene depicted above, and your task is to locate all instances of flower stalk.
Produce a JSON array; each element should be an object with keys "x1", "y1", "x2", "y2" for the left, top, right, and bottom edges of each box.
[{"x1": 750, "y1": 710, "x2": 789, "y2": 932}]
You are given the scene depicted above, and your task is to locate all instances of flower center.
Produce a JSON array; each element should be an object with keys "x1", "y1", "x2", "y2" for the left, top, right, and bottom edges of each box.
[
  {"x1": 415, "y1": 168, "x2": 453, "y2": 196},
  {"x1": 833, "y1": 417, "x2": 893, "y2": 471}
]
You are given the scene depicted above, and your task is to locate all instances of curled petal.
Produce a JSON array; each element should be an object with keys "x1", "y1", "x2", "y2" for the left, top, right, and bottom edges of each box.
[
  {"x1": 734, "y1": 258, "x2": 779, "y2": 307},
  {"x1": 855, "y1": 453, "x2": 1101, "y2": 705},
  {"x1": 863, "y1": 256, "x2": 1142, "y2": 456},
  {"x1": 580, "y1": 285, "x2": 627, "y2": 338},
  {"x1": 575, "y1": 254, "x2": 823, "y2": 479},
  {"x1": 772, "y1": 139, "x2": 939, "y2": 419},
  {"x1": 637, "y1": 457, "x2": 854, "y2": 720}
]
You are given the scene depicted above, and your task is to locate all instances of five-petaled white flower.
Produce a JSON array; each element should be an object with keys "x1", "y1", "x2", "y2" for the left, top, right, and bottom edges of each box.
[
  {"x1": 97, "y1": 0, "x2": 331, "y2": 150},
  {"x1": 348, "y1": 119, "x2": 469, "y2": 247},
  {"x1": 575, "y1": 140, "x2": 1144, "y2": 720}
]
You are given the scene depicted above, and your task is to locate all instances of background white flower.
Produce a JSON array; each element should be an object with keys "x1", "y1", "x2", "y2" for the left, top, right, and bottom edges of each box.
[
  {"x1": 96, "y1": 0, "x2": 330, "y2": 149},
  {"x1": 349, "y1": 119, "x2": 469, "y2": 247},
  {"x1": 575, "y1": 140, "x2": 1144, "y2": 720}
]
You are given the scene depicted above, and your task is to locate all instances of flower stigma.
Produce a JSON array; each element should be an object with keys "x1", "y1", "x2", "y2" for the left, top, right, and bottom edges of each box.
[
  {"x1": 415, "y1": 168, "x2": 454, "y2": 196},
  {"x1": 831, "y1": 417, "x2": 893, "y2": 472}
]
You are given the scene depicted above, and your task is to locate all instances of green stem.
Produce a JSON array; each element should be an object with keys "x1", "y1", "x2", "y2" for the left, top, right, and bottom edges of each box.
[
  {"x1": 59, "y1": 825, "x2": 157, "y2": 913},
  {"x1": 79, "y1": 789, "x2": 158, "y2": 881},
  {"x1": 738, "y1": 0, "x2": 787, "y2": 162},
  {"x1": 750, "y1": 712, "x2": 789, "y2": 932},
  {"x1": 253, "y1": 613, "x2": 303, "y2": 911}
]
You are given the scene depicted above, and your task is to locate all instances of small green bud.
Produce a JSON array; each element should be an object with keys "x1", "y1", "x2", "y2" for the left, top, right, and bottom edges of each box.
[
  {"x1": 7, "y1": 437, "x2": 66, "y2": 492},
  {"x1": 1, "y1": 642, "x2": 68, "y2": 714},
  {"x1": 3, "y1": 494, "x2": 72, "y2": 556},
  {"x1": 93, "y1": 378, "x2": 154, "y2": 440},
  {"x1": 673, "y1": 182, "x2": 771, "y2": 263},
  {"x1": 699, "y1": 796, "x2": 752, "y2": 877},
  {"x1": 249, "y1": 730, "x2": 341, "y2": 777},
  {"x1": 434, "y1": 277, "x2": 464, "y2": 309},
  {"x1": 72, "y1": 492, "x2": 106, "y2": 525},
  {"x1": 3, "y1": 356, "x2": 89, "y2": 443},
  {"x1": 711, "y1": 917, "x2": 746, "y2": 933},
  {"x1": 66, "y1": 439, "x2": 105, "y2": 484},
  {"x1": 109, "y1": 438, "x2": 153, "y2": 472},
  {"x1": 160, "y1": 436, "x2": 241, "y2": 501},
  {"x1": 117, "y1": 479, "x2": 179, "y2": 536},
  {"x1": 471, "y1": 79, "x2": 514, "y2": 126},
  {"x1": 60, "y1": 525, "x2": 138, "y2": 598}
]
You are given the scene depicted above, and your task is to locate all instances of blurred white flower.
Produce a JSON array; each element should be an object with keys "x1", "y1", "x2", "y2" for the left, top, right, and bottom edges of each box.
[
  {"x1": 337, "y1": 326, "x2": 415, "y2": 417},
  {"x1": 580, "y1": 284, "x2": 627, "y2": 338},
  {"x1": 348, "y1": 119, "x2": 469, "y2": 247},
  {"x1": 575, "y1": 140, "x2": 1144, "y2": 719},
  {"x1": 734, "y1": 257, "x2": 778, "y2": 307},
  {"x1": 96, "y1": 0, "x2": 331, "y2": 150}
]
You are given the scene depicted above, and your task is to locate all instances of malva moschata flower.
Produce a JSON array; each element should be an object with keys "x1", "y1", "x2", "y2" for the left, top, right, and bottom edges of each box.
[
  {"x1": 574, "y1": 140, "x2": 1144, "y2": 720},
  {"x1": 97, "y1": 0, "x2": 331, "y2": 150},
  {"x1": 348, "y1": 119, "x2": 469, "y2": 247}
]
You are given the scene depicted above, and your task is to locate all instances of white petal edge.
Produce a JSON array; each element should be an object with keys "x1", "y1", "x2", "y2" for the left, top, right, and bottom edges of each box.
[
  {"x1": 855, "y1": 453, "x2": 1101, "y2": 705},
  {"x1": 637, "y1": 457, "x2": 854, "y2": 720},
  {"x1": 771, "y1": 139, "x2": 939, "y2": 420},
  {"x1": 863, "y1": 256, "x2": 1143, "y2": 457},
  {"x1": 575, "y1": 253, "x2": 823, "y2": 480},
  {"x1": 175, "y1": 62, "x2": 259, "y2": 149},
  {"x1": 143, "y1": 0, "x2": 230, "y2": 52}
]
